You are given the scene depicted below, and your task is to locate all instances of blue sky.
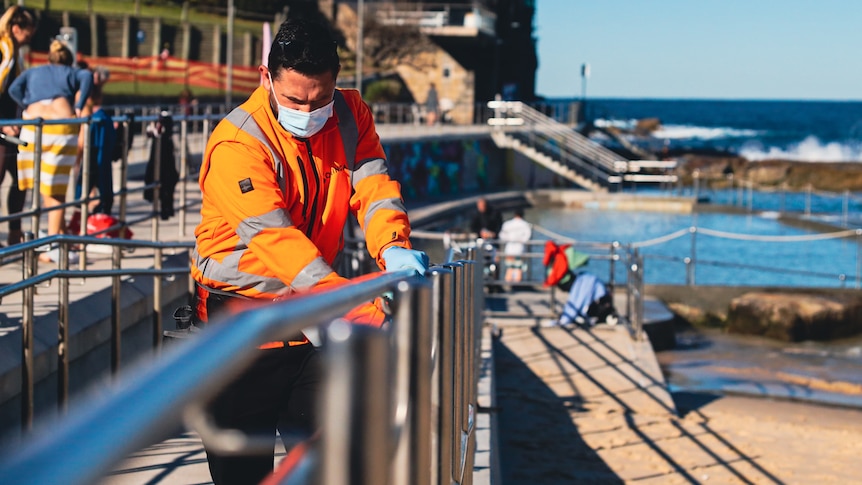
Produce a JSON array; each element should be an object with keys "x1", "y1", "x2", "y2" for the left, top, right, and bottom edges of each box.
[{"x1": 534, "y1": 0, "x2": 862, "y2": 100}]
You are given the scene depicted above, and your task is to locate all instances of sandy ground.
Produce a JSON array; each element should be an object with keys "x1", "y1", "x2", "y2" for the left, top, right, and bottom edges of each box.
[{"x1": 494, "y1": 324, "x2": 862, "y2": 484}]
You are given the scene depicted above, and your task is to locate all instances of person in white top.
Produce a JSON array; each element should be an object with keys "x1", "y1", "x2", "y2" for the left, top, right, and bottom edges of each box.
[{"x1": 499, "y1": 208, "x2": 532, "y2": 283}]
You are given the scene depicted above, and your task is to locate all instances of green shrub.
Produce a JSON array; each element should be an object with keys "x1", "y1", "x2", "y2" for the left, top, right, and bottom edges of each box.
[{"x1": 363, "y1": 80, "x2": 401, "y2": 103}]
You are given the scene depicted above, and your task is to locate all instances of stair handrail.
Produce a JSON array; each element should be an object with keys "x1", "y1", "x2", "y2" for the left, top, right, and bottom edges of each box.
[{"x1": 490, "y1": 101, "x2": 624, "y2": 175}]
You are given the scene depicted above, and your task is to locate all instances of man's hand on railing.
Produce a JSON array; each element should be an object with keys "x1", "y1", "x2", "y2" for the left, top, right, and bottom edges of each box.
[{"x1": 382, "y1": 246, "x2": 429, "y2": 277}]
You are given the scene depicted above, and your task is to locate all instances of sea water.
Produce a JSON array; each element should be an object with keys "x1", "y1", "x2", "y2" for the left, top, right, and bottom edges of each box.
[
  {"x1": 579, "y1": 98, "x2": 862, "y2": 162},
  {"x1": 524, "y1": 206, "x2": 861, "y2": 288}
]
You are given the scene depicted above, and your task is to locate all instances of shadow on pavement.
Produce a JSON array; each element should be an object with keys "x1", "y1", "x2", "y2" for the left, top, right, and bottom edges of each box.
[{"x1": 493, "y1": 340, "x2": 623, "y2": 484}]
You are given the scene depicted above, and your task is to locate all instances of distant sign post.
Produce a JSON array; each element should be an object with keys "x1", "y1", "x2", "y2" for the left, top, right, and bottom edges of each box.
[
  {"x1": 580, "y1": 63, "x2": 590, "y2": 100},
  {"x1": 580, "y1": 63, "x2": 590, "y2": 123}
]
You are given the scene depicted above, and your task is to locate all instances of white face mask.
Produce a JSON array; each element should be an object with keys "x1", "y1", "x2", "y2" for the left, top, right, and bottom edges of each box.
[{"x1": 268, "y1": 72, "x2": 334, "y2": 138}]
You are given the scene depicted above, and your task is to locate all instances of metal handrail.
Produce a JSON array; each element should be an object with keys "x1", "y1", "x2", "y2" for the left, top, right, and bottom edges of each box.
[
  {"x1": 0, "y1": 249, "x2": 484, "y2": 485},
  {"x1": 0, "y1": 234, "x2": 193, "y2": 429}
]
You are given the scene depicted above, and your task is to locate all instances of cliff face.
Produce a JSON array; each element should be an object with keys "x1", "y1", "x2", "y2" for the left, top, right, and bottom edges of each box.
[{"x1": 676, "y1": 154, "x2": 862, "y2": 192}]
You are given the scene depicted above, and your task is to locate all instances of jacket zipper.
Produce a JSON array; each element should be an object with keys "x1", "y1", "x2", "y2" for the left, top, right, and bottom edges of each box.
[
  {"x1": 295, "y1": 155, "x2": 313, "y2": 237},
  {"x1": 302, "y1": 141, "x2": 321, "y2": 238}
]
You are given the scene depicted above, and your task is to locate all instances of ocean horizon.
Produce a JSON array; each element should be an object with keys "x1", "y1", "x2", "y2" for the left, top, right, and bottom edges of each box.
[{"x1": 544, "y1": 97, "x2": 862, "y2": 163}]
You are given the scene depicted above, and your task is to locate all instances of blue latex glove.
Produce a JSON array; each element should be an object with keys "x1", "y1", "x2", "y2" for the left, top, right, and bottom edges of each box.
[{"x1": 382, "y1": 246, "x2": 429, "y2": 276}]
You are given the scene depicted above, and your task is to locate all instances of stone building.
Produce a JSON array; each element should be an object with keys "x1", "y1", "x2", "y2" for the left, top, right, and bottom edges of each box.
[{"x1": 322, "y1": 0, "x2": 538, "y2": 122}]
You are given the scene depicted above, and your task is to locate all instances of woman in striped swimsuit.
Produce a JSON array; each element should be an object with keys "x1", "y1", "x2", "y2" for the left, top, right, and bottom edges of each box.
[{"x1": 8, "y1": 40, "x2": 92, "y2": 262}]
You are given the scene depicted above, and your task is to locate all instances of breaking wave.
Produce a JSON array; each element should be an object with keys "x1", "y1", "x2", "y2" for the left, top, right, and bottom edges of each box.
[{"x1": 739, "y1": 136, "x2": 862, "y2": 162}]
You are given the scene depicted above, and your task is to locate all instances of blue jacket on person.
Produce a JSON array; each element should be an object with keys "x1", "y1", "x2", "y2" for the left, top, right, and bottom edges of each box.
[{"x1": 8, "y1": 64, "x2": 93, "y2": 112}]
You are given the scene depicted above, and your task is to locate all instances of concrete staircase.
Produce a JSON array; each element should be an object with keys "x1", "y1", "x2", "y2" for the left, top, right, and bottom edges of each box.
[{"x1": 490, "y1": 130, "x2": 607, "y2": 192}]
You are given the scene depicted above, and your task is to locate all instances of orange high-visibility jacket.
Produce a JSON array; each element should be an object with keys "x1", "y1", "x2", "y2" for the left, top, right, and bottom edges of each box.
[{"x1": 192, "y1": 86, "x2": 413, "y2": 299}]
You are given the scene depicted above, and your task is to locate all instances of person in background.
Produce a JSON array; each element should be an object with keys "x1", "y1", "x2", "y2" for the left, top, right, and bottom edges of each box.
[
  {"x1": 191, "y1": 16, "x2": 428, "y2": 484},
  {"x1": 144, "y1": 110, "x2": 179, "y2": 220},
  {"x1": 178, "y1": 87, "x2": 197, "y2": 117},
  {"x1": 68, "y1": 65, "x2": 116, "y2": 232},
  {"x1": 9, "y1": 39, "x2": 92, "y2": 263},
  {"x1": 498, "y1": 208, "x2": 532, "y2": 283},
  {"x1": 425, "y1": 81, "x2": 439, "y2": 125},
  {"x1": 0, "y1": 5, "x2": 36, "y2": 246},
  {"x1": 470, "y1": 197, "x2": 503, "y2": 290},
  {"x1": 470, "y1": 197, "x2": 502, "y2": 240}
]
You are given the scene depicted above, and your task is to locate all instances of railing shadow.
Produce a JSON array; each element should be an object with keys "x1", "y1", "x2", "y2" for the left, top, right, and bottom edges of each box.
[
  {"x1": 531, "y1": 325, "x2": 784, "y2": 484},
  {"x1": 493, "y1": 339, "x2": 623, "y2": 484}
]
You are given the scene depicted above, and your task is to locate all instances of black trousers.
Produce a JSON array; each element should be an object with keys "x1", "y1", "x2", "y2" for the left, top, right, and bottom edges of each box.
[
  {"x1": 204, "y1": 343, "x2": 322, "y2": 485},
  {"x1": 195, "y1": 283, "x2": 321, "y2": 484}
]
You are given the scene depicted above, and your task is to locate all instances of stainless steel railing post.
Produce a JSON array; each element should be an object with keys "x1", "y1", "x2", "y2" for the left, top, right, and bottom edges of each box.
[
  {"x1": 463, "y1": 259, "x2": 479, "y2": 485},
  {"x1": 79, "y1": 118, "x2": 92, "y2": 269},
  {"x1": 21, "y1": 243, "x2": 35, "y2": 430},
  {"x1": 609, "y1": 240, "x2": 619, "y2": 288},
  {"x1": 178, "y1": 117, "x2": 188, "y2": 238},
  {"x1": 391, "y1": 279, "x2": 433, "y2": 485},
  {"x1": 151, "y1": 133, "x2": 161, "y2": 241},
  {"x1": 58, "y1": 243, "x2": 70, "y2": 411},
  {"x1": 429, "y1": 267, "x2": 454, "y2": 485},
  {"x1": 153, "y1": 246, "x2": 163, "y2": 351},
  {"x1": 30, "y1": 120, "x2": 44, "y2": 240},
  {"x1": 111, "y1": 245, "x2": 122, "y2": 374},
  {"x1": 118, "y1": 117, "x2": 129, "y2": 225},
  {"x1": 445, "y1": 261, "x2": 465, "y2": 483},
  {"x1": 687, "y1": 226, "x2": 697, "y2": 286},
  {"x1": 321, "y1": 322, "x2": 391, "y2": 485}
]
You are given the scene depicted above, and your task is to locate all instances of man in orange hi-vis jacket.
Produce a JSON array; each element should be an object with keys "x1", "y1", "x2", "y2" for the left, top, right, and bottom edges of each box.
[{"x1": 191, "y1": 16, "x2": 428, "y2": 485}]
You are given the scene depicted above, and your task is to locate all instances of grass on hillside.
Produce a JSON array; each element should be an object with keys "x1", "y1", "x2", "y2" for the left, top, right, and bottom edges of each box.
[
  {"x1": 21, "y1": 0, "x2": 268, "y2": 34},
  {"x1": 103, "y1": 81, "x2": 252, "y2": 100}
]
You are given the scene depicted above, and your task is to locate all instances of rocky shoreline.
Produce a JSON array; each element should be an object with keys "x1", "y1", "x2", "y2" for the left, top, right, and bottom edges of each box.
[{"x1": 673, "y1": 152, "x2": 862, "y2": 192}]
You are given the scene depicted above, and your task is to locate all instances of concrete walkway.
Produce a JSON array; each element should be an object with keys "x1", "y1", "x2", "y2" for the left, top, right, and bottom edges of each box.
[{"x1": 487, "y1": 289, "x2": 862, "y2": 484}]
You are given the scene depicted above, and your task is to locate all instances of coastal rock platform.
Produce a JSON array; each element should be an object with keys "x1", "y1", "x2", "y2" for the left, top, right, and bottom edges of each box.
[{"x1": 728, "y1": 291, "x2": 862, "y2": 341}]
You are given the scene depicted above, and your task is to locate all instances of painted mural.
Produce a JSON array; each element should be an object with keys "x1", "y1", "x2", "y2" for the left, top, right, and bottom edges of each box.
[{"x1": 383, "y1": 139, "x2": 499, "y2": 199}]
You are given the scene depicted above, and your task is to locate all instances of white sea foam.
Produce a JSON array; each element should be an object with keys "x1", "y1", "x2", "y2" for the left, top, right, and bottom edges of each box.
[
  {"x1": 739, "y1": 136, "x2": 862, "y2": 162},
  {"x1": 594, "y1": 118, "x2": 760, "y2": 140},
  {"x1": 593, "y1": 118, "x2": 637, "y2": 130},
  {"x1": 652, "y1": 124, "x2": 761, "y2": 140}
]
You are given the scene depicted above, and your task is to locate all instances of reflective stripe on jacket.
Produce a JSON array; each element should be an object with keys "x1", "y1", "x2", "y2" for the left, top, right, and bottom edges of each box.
[{"x1": 192, "y1": 86, "x2": 412, "y2": 299}]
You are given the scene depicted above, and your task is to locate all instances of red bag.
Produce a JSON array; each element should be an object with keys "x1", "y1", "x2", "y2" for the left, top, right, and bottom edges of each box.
[
  {"x1": 86, "y1": 213, "x2": 133, "y2": 239},
  {"x1": 68, "y1": 212, "x2": 133, "y2": 239},
  {"x1": 543, "y1": 241, "x2": 571, "y2": 287}
]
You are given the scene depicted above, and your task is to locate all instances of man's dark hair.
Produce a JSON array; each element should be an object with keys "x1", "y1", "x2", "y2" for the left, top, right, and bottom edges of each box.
[{"x1": 268, "y1": 16, "x2": 339, "y2": 79}]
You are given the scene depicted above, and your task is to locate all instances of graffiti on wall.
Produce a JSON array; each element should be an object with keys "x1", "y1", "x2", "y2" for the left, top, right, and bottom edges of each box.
[{"x1": 384, "y1": 139, "x2": 496, "y2": 199}]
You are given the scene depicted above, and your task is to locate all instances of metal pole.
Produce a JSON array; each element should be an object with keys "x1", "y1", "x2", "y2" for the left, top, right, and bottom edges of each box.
[
  {"x1": 392, "y1": 279, "x2": 432, "y2": 485},
  {"x1": 21, "y1": 245, "x2": 35, "y2": 430},
  {"x1": 153, "y1": 247, "x2": 163, "y2": 351},
  {"x1": 112, "y1": 245, "x2": 122, "y2": 373},
  {"x1": 843, "y1": 190, "x2": 849, "y2": 227},
  {"x1": 225, "y1": 0, "x2": 234, "y2": 107},
  {"x1": 321, "y1": 323, "x2": 390, "y2": 485},
  {"x1": 805, "y1": 183, "x2": 812, "y2": 216},
  {"x1": 857, "y1": 229, "x2": 862, "y2": 289},
  {"x1": 609, "y1": 241, "x2": 619, "y2": 288},
  {"x1": 58, "y1": 243, "x2": 70, "y2": 411},
  {"x1": 118, "y1": 118, "x2": 129, "y2": 225},
  {"x1": 31, "y1": 121, "x2": 43, "y2": 239},
  {"x1": 356, "y1": 0, "x2": 364, "y2": 94},
  {"x1": 151, "y1": 132, "x2": 161, "y2": 241},
  {"x1": 179, "y1": 118, "x2": 188, "y2": 237},
  {"x1": 430, "y1": 267, "x2": 455, "y2": 485},
  {"x1": 447, "y1": 262, "x2": 465, "y2": 483},
  {"x1": 687, "y1": 226, "x2": 697, "y2": 286}
]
